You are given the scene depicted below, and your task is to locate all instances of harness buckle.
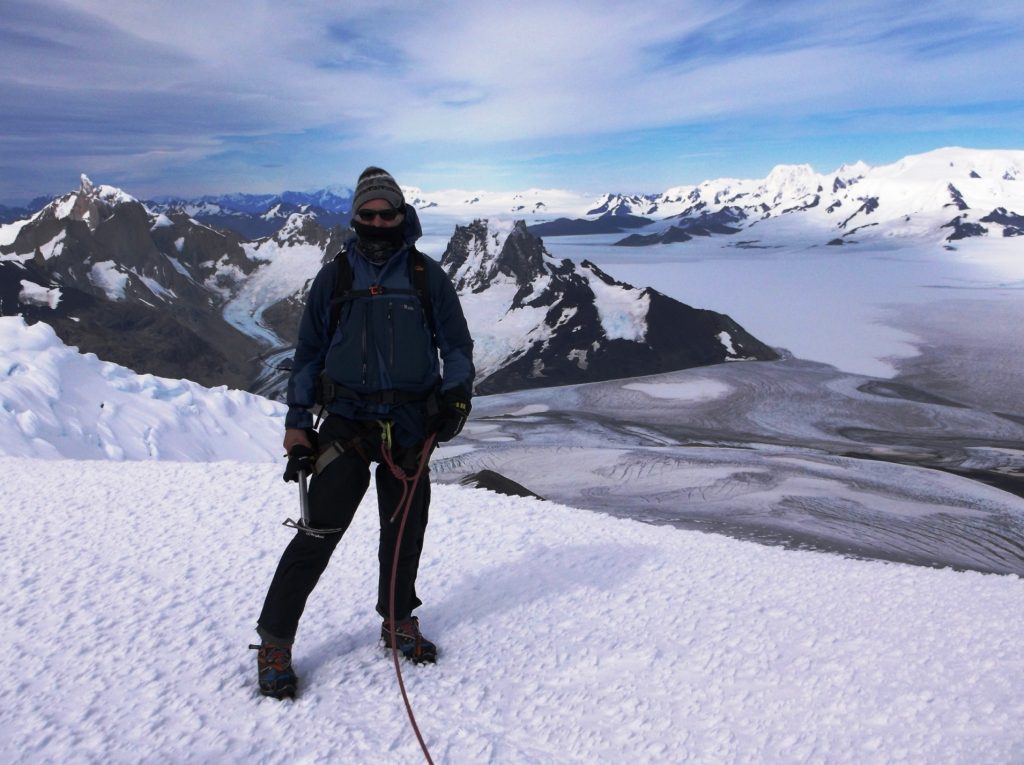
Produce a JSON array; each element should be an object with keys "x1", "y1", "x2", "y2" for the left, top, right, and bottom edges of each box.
[{"x1": 369, "y1": 284, "x2": 384, "y2": 296}]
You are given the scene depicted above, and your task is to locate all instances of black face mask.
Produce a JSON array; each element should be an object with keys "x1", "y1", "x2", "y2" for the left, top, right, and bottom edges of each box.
[{"x1": 352, "y1": 219, "x2": 406, "y2": 262}]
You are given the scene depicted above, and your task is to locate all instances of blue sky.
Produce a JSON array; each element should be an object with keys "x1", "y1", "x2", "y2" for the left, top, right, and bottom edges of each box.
[{"x1": 1, "y1": 0, "x2": 1022, "y2": 204}]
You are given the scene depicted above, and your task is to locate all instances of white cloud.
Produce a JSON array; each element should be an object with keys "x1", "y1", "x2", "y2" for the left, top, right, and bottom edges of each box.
[{"x1": 1, "y1": 0, "x2": 1022, "y2": 197}]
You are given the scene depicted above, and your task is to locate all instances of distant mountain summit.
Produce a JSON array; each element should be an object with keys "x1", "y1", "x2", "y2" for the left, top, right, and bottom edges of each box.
[
  {"x1": 586, "y1": 193, "x2": 659, "y2": 217},
  {"x1": 440, "y1": 220, "x2": 777, "y2": 394},
  {"x1": 147, "y1": 187, "x2": 352, "y2": 240}
]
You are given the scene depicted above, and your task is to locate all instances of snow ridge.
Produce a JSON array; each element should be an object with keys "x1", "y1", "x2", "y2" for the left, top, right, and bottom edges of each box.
[{"x1": 0, "y1": 317, "x2": 284, "y2": 460}]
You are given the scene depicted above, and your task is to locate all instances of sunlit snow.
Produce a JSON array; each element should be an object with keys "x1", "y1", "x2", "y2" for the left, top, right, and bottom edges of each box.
[
  {"x1": 88, "y1": 261, "x2": 129, "y2": 300},
  {"x1": 17, "y1": 280, "x2": 61, "y2": 310},
  {"x1": 0, "y1": 315, "x2": 1021, "y2": 763}
]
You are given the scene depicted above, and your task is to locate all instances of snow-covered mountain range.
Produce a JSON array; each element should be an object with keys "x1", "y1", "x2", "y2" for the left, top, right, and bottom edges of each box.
[
  {"x1": 568, "y1": 147, "x2": 1024, "y2": 248},
  {"x1": 0, "y1": 176, "x2": 774, "y2": 396},
  {"x1": 2, "y1": 147, "x2": 1021, "y2": 397},
  {"x1": 146, "y1": 189, "x2": 352, "y2": 240}
]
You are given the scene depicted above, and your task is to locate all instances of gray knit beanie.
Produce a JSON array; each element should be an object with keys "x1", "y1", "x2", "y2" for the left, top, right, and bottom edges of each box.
[{"x1": 352, "y1": 166, "x2": 405, "y2": 212}]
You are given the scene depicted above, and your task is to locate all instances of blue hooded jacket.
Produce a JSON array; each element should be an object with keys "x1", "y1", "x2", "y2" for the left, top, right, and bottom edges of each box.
[{"x1": 285, "y1": 206, "x2": 474, "y2": 445}]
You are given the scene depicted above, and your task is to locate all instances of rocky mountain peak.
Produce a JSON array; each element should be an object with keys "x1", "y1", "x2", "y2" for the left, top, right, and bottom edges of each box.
[
  {"x1": 761, "y1": 164, "x2": 821, "y2": 203},
  {"x1": 28, "y1": 174, "x2": 144, "y2": 233},
  {"x1": 0, "y1": 177, "x2": 343, "y2": 393},
  {"x1": 436, "y1": 220, "x2": 778, "y2": 393},
  {"x1": 271, "y1": 212, "x2": 326, "y2": 246},
  {"x1": 495, "y1": 220, "x2": 548, "y2": 286},
  {"x1": 441, "y1": 219, "x2": 550, "y2": 293},
  {"x1": 585, "y1": 193, "x2": 657, "y2": 217}
]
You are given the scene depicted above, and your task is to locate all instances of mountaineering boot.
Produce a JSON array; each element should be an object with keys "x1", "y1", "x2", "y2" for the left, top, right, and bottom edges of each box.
[
  {"x1": 249, "y1": 642, "x2": 297, "y2": 699},
  {"x1": 381, "y1": 616, "x2": 437, "y2": 664}
]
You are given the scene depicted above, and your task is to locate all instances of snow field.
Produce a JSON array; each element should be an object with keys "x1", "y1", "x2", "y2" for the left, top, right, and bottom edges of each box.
[{"x1": 2, "y1": 459, "x2": 1022, "y2": 764}]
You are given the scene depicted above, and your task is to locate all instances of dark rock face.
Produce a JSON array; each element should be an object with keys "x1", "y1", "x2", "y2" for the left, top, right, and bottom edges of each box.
[
  {"x1": 838, "y1": 197, "x2": 880, "y2": 229},
  {"x1": 980, "y1": 208, "x2": 1024, "y2": 237},
  {"x1": 0, "y1": 258, "x2": 259, "y2": 388},
  {"x1": 615, "y1": 207, "x2": 746, "y2": 246},
  {"x1": 443, "y1": 220, "x2": 550, "y2": 296},
  {"x1": 440, "y1": 219, "x2": 778, "y2": 395},
  {"x1": 460, "y1": 469, "x2": 544, "y2": 499},
  {"x1": 527, "y1": 213, "x2": 653, "y2": 236},
  {"x1": 782, "y1": 195, "x2": 820, "y2": 214},
  {"x1": 946, "y1": 184, "x2": 970, "y2": 211},
  {"x1": 942, "y1": 215, "x2": 988, "y2": 241},
  {"x1": 616, "y1": 227, "x2": 695, "y2": 246}
]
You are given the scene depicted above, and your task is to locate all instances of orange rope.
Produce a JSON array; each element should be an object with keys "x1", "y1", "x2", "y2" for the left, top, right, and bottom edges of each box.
[{"x1": 384, "y1": 435, "x2": 437, "y2": 765}]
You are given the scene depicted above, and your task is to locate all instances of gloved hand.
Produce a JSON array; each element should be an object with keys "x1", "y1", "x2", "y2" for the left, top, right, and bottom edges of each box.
[
  {"x1": 432, "y1": 390, "x2": 471, "y2": 443},
  {"x1": 283, "y1": 445, "x2": 315, "y2": 483},
  {"x1": 282, "y1": 429, "x2": 318, "y2": 483}
]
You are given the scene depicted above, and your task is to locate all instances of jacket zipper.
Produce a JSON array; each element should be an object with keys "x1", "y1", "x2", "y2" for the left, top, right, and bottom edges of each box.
[
  {"x1": 361, "y1": 302, "x2": 369, "y2": 385},
  {"x1": 388, "y1": 301, "x2": 395, "y2": 369}
]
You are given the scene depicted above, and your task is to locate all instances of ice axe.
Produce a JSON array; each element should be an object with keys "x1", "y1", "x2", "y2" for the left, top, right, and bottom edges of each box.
[{"x1": 282, "y1": 466, "x2": 346, "y2": 538}]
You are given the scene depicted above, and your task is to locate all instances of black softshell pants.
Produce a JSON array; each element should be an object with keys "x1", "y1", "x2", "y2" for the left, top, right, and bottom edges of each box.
[{"x1": 257, "y1": 417, "x2": 430, "y2": 643}]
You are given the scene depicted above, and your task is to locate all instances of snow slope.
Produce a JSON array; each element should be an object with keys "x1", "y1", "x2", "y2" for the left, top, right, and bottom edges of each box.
[
  {"x1": 2, "y1": 314, "x2": 1023, "y2": 763},
  {"x1": 3, "y1": 460, "x2": 1023, "y2": 765},
  {"x1": 0, "y1": 317, "x2": 284, "y2": 461}
]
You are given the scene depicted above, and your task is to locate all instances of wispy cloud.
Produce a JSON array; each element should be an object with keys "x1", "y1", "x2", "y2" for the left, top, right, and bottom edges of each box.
[{"x1": 1, "y1": 0, "x2": 1021, "y2": 200}]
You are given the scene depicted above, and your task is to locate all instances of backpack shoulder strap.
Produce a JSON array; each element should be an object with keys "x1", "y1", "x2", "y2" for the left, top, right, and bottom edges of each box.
[
  {"x1": 328, "y1": 249, "x2": 353, "y2": 339},
  {"x1": 409, "y1": 248, "x2": 434, "y2": 333}
]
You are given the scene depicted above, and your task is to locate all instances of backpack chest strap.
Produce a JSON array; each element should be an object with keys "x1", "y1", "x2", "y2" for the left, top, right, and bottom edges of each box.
[{"x1": 330, "y1": 285, "x2": 417, "y2": 306}]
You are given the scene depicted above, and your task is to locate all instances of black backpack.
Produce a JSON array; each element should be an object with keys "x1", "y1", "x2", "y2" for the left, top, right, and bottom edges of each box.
[
  {"x1": 327, "y1": 247, "x2": 435, "y2": 342},
  {"x1": 314, "y1": 247, "x2": 439, "y2": 410}
]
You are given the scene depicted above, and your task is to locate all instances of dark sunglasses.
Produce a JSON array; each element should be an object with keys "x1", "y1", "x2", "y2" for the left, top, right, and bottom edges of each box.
[{"x1": 356, "y1": 208, "x2": 401, "y2": 222}]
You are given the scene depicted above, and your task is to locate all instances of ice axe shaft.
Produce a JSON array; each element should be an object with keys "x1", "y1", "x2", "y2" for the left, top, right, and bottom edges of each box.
[{"x1": 298, "y1": 469, "x2": 312, "y2": 526}]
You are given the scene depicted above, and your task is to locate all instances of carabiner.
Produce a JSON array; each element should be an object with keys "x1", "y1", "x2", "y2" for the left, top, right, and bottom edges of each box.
[{"x1": 378, "y1": 419, "x2": 394, "y2": 452}]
